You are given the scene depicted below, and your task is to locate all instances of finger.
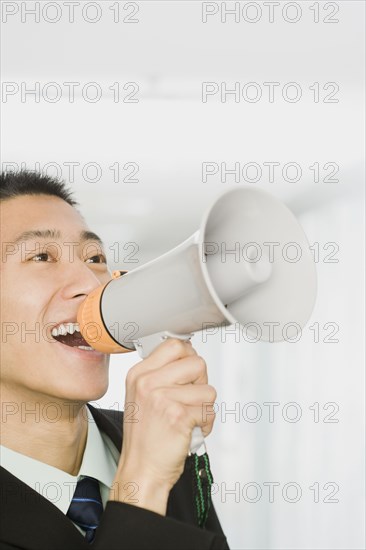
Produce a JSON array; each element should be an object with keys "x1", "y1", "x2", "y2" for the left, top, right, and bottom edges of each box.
[
  {"x1": 137, "y1": 338, "x2": 197, "y2": 373},
  {"x1": 157, "y1": 383, "x2": 216, "y2": 407},
  {"x1": 145, "y1": 355, "x2": 208, "y2": 387},
  {"x1": 185, "y1": 404, "x2": 217, "y2": 437}
]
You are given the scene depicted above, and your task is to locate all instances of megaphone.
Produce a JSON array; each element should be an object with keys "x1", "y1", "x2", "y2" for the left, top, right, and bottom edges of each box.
[{"x1": 78, "y1": 187, "x2": 317, "y2": 452}]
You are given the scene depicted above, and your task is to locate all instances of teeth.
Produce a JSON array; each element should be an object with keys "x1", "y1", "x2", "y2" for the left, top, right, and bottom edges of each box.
[
  {"x1": 66, "y1": 323, "x2": 76, "y2": 334},
  {"x1": 51, "y1": 322, "x2": 80, "y2": 337},
  {"x1": 77, "y1": 346, "x2": 93, "y2": 351}
]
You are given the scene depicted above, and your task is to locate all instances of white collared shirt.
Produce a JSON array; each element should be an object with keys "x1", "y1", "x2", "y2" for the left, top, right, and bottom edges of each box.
[{"x1": 0, "y1": 406, "x2": 120, "y2": 534}]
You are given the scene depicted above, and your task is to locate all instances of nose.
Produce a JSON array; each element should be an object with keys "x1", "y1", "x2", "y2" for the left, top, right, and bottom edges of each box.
[{"x1": 60, "y1": 258, "x2": 110, "y2": 303}]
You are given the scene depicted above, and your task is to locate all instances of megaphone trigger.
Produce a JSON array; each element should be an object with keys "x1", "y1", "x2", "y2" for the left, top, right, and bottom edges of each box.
[{"x1": 134, "y1": 330, "x2": 194, "y2": 360}]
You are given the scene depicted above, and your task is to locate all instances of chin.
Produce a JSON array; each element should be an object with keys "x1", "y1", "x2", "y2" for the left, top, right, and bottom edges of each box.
[
  {"x1": 40, "y1": 359, "x2": 110, "y2": 404},
  {"x1": 48, "y1": 383, "x2": 109, "y2": 405}
]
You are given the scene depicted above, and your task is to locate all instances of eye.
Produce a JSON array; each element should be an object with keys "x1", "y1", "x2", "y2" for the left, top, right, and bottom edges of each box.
[
  {"x1": 85, "y1": 254, "x2": 107, "y2": 264},
  {"x1": 31, "y1": 252, "x2": 53, "y2": 262}
]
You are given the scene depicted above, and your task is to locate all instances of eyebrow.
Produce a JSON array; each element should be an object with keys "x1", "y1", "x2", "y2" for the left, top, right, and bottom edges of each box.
[{"x1": 13, "y1": 229, "x2": 104, "y2": 246}]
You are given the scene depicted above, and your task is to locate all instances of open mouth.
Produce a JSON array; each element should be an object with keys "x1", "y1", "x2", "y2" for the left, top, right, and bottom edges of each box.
[{"x1": 51, "y1": 322, "x2": 93, "y2": 351}]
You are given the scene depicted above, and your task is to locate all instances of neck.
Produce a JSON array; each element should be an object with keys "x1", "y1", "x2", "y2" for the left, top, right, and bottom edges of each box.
[{"x1": 0, "y1": 385, "x2": 89, "y2": 476}]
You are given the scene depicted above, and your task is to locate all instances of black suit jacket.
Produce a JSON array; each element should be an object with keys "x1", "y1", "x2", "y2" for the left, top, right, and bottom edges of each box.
[{"x1": 0, "y1": 405, "x2": 229, "y2": 550}]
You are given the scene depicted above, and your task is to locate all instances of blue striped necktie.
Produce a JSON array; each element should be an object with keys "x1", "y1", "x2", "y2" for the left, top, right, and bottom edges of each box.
[{"x1": 67, "y1": 476, "x2": 103, "y2": 543}]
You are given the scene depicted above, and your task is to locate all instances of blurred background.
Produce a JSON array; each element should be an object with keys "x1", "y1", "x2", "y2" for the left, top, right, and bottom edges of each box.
[{"x1": 1, "y1": 1, "x2": 365, "y2": 548}]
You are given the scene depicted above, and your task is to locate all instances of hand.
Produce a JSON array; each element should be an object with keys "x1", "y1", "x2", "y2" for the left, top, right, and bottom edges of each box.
[{"x1": 109, "y1": 338, "x2": 217, "y2": 515}]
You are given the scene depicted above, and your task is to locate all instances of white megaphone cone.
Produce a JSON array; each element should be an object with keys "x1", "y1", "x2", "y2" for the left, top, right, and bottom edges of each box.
[{"x1": 78, "y1": 187, "x2": 317, "y2": 453}]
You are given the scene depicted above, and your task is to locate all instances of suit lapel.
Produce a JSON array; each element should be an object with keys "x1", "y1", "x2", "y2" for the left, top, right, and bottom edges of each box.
[
  {"x1": 0, "y1": 467, "x2": 89, "y2": 550},
  {"x1": 0, "y1": 406, "x2": 123, "y2": 550}
]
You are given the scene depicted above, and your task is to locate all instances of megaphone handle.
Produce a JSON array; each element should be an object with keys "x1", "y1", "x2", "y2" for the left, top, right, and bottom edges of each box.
[{"x1": 133, "y1": 331, "x2": 205, "y2": 455}]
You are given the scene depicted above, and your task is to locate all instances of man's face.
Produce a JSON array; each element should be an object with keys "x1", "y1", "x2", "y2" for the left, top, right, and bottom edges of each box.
[{"x1": 0, "y1": 194, "x2": 111, "y2": 404}]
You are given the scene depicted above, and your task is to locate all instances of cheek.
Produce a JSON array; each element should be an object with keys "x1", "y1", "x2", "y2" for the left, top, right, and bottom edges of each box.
[
  {"x1": 0, "y1": 269, "x2": 54, "y2": 362},
  {"x1": 1, "y1": 266, "x2": 52, "y2": 319}
]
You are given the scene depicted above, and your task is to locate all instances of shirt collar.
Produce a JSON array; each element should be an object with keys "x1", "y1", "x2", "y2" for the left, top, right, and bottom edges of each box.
[
  {"x1": 79, "y1": 406, "x2": 116, "y2": 489},
  {"x1": 0, "y1": 406, "x2": 117, "y2": 514}
]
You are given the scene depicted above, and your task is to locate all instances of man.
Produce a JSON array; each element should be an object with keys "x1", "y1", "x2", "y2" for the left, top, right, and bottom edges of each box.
[{"x1": 0, "y1": 171, "x2": 229, "y2": 549}]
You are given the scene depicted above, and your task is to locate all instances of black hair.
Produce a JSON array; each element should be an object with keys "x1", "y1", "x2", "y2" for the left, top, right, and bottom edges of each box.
[{"x1": 0, "y1": 170, "x2": 77, "y2": 207}]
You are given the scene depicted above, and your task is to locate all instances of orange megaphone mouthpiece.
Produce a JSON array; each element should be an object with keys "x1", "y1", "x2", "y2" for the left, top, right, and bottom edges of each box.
[{"x1": 77, "y1": 271, "x2": 131, "y2": 355}]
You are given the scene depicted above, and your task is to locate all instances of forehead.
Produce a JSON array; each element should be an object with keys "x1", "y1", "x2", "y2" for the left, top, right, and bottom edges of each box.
[{"x1": 0, "y1": 195, "x2": 88, "y2": 242}]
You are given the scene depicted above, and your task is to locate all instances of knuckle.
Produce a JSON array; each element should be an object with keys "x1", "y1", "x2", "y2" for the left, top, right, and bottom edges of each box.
[
  {"x1": 134, "y1": 372, "x2": 153, "y2": 397},
  {"x1": 125, "y1": 365, "x2": 138, "y2": 387},
  {"x1": 149, "y1": 387, "x2": 167, "y2": 410},
  {"x1": 166, "y1": 338, "x2": 188, "y2": 357},
  {"x1": 195, "y1": 355, "x2": 207, "y2": 373},
  {"x1": 166, "y1": 402, "x2": 186, "y2": 426},
  {"x1": 207, "y1": 384, "x2": 217, "y2": 402}
]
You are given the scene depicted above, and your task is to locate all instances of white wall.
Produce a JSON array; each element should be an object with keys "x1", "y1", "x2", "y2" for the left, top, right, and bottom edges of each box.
[{"x1": 2, "y1": 2, "x2": 365, "y2": 548}]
